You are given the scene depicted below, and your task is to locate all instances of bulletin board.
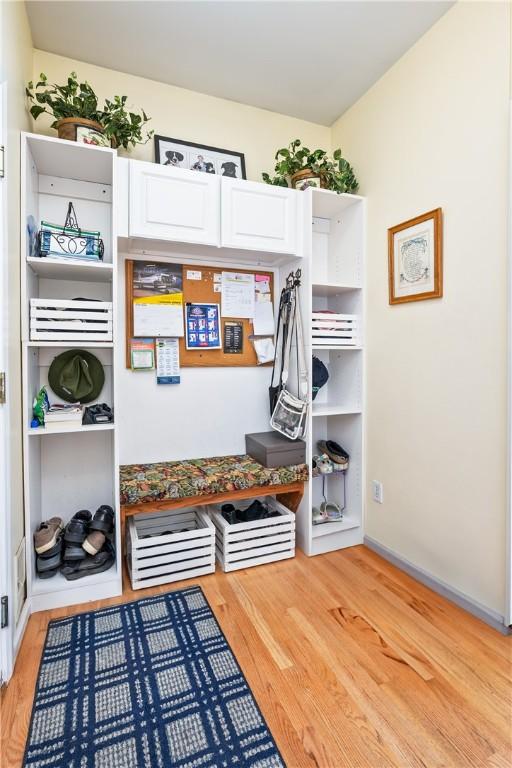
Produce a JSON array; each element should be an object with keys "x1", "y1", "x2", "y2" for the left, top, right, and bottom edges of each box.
[{"x1": 125, "y1": 260, "x2": 274, "y2": 368}]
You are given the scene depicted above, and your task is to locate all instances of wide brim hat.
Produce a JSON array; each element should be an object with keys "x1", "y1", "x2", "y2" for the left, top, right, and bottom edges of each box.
[{"x1": 48, "y1": 349, "x2": 105, "y2": 404}]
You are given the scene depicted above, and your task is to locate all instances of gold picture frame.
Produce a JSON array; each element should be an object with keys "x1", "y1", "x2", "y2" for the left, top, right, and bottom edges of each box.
[{"x1": 388, "y1": 208, "x2": 443, "y2": 305}]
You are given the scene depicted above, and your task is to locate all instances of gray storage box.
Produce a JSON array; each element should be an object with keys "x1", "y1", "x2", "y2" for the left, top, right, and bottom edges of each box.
[{"x1": 245, "y1": 431, "x2": 306, "y2": 468}]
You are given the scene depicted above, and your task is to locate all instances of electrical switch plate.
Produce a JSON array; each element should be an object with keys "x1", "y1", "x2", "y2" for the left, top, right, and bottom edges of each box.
[{"x1": 372, "y1": 480, "x2": 383, "y2": 504}]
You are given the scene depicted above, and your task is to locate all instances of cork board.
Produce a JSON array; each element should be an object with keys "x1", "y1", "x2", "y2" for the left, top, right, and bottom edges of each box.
[
  {"x1": 180, "y1": 264, "x2": 274, "y2": 367},
  {"x1": 125, "y1": 260, "x2": 274, "y2": 368}
]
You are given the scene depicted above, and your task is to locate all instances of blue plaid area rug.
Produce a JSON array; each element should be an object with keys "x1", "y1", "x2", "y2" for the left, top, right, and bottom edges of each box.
[{"x1": 23, "y1": 585, "x2": 285, "y2": 768}]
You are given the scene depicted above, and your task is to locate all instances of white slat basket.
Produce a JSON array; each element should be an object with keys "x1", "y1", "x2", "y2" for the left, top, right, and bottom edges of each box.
[
  {"x1": 311, "y1": 312, "x2": 359, "y2": 346},
  {"x1": 209, "y1": 496, "x2": 295, "y2": 573},
  {"x1": 127, "y1": 507, "x2": 215, "y2": 590},
  {"x1": 30, "y1": 298, "x2": 113, "y2": 342}
]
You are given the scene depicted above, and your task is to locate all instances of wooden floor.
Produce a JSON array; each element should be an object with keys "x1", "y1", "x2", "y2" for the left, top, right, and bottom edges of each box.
[{"x1": 1, "y1": 545, "x2": 511, "y2": 767}]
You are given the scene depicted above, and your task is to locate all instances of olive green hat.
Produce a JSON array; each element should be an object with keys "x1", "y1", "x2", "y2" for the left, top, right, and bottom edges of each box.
[{"x1": 48, "y1": 349, "x2": 105, "y2": 404}]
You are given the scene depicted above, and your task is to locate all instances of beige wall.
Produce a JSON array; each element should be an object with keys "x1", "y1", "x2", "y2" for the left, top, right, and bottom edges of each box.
[
  {"x1": 32, "y1": 50, "x2": 331, "y2": 180},
  {"x1": 332, "y1": 1, "x2": 510, "y2": 616},
  {"x1": 2, "y1": 0, "x2": 33, "y2": 603}
]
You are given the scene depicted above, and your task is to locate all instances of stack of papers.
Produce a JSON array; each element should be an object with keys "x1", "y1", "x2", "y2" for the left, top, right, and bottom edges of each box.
[{"x1": 45, "y1": 403, "x2": 83, "y2": 430}]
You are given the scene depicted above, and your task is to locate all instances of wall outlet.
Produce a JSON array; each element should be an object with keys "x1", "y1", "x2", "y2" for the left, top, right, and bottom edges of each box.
[{"x1": 372, "y1": 480, "x2": 384, "y2": 504}]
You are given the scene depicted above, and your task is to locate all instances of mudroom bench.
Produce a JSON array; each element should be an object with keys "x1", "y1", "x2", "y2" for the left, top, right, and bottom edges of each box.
[{"x1": 119, "y1": 453, "x2": 308, "y2": 581}]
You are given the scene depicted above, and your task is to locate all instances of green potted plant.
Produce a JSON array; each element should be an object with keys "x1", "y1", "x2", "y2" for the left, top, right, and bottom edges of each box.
[
  {"x1": 26, "y1": 72, "x2": 153, "y2": 150},
  {"x1": 262, "y1": 139, "x2": 359, "y2": 194}
]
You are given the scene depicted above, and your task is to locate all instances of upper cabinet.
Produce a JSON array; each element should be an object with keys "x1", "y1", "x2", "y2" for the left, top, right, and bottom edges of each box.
[
  {"x1": 129, "y1": 160, "x2": 220, "y2": 246},
  {"x1": 220, "y1": 178, "x2": 298, "y2": 254}
]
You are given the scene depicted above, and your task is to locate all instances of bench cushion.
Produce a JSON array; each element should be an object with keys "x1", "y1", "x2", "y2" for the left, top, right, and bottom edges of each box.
[{"x1": 120, "y1": 454, "x2": 308, "y2": 506}]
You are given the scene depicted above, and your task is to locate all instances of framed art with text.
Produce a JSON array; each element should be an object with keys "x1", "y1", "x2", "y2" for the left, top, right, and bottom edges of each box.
[{"x1": 388, "y1": 208, "x2": 443, "y2": 304}]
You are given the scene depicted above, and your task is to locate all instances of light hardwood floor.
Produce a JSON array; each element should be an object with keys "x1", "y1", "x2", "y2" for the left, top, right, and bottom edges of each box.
[{"x1": 1, "y1": 546, "x2": 511, "y2": 767}]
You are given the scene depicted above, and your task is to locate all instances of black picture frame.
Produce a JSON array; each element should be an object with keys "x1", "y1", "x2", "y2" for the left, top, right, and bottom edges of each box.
[{"x1": 154, "y1": 134, "x2": 247, "y2": 180}]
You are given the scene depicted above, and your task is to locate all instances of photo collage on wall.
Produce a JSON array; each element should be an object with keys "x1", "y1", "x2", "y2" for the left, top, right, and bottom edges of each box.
[{"x1": 155, "y1": 135, "x2": 246, "y2": 179}]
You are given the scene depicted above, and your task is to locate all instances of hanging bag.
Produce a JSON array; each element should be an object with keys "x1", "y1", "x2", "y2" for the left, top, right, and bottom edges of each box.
[{"x1": 270, "y1": 271, "x2": 309, "y2": 440}]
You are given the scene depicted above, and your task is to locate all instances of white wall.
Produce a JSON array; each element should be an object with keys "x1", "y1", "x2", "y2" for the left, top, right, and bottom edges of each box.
[
  {"x1": 32, "y1": 50, "x2": 331, "y2": 181},
  {"x1": 332, "y1": 1, "x2": 510, "y2": 617},
  {"x1": 2, "y1": 0, "x2": 33, "y2": 613}
]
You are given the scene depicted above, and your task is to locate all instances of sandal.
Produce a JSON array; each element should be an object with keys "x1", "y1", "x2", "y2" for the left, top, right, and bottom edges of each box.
[
  {"x1": 320, "y1": 501, "x2": 344, "y2": 521},
  {"x1": 314, "y1": 454, "x2": 333, "y2": 474},
  {"x1": 312, "y1": 506, "x2": 327, "y2": 524}
]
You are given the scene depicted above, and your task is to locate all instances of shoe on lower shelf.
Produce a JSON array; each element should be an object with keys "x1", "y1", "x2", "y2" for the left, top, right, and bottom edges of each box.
[
  {"x1": 33, "y1": 517, "x2": 63, "y2": 554},
  {"x1": 61, "y1": 541, "x2": 115, "y2": 581},
  {"x1": 82, "y1": 530, "x2": 106, "y2": 556},
  {"x1": 36, "y1": 531, "x2": 64, "y2": 578},
  {"x1": 64, "y1": 510, "x2": 92, "y2": 545},
  {"x1": 90, "y1": 505, "x2": 115, "y2": 534}
]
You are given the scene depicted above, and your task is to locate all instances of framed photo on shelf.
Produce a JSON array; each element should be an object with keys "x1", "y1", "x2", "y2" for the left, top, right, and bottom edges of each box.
[
  {"x1": 154, "y1": 135, "x2": 246, "y2": 179},
  {"x1": 388, "y1": 208, "x2": 443, "y2": 305}
]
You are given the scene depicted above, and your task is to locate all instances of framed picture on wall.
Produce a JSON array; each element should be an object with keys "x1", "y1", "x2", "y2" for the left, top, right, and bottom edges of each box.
[
  {"x1": 154, "y1": 135, "x2": 246, "y2": 179},
  {"x1": 388, "y1": 208, "x2": 443, "y2": 304}
]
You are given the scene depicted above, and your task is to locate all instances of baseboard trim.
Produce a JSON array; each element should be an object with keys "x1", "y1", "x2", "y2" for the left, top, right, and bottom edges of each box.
[{"x1": 364, "y1": 536, "x2": 511, "y2": 636}]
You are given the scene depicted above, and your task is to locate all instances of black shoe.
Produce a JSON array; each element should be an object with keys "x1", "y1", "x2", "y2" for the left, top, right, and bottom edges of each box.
[
  {"x1": 36, "y1": 550, "x2": 62, "y2": 574},
  {"x1": 64, "y1": 509, "x2": 92, "y2": 544},
  {"x1": 241, "y1": 499, "x2": 268, "y2": 522},
  {"x1": 36, "y1": 532, "x2": 63, "y2": 578},
  {"x1": 90, "y1": 505, "x2": 114, "y2": 534},
  {"x1": 221, "y1": 504, "x2": 237, "y2": 524},
  {"x1": 61, "y1": 542, "x2": 115, "y2": 581},
  {"x1": 63, "y1": 544, "x2": 87, "y2": 561}
]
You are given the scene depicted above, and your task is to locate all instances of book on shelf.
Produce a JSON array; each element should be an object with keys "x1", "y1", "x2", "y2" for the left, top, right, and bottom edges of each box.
[{"x1": 45, "y1": 404, "x2": 83, "y2": 426}]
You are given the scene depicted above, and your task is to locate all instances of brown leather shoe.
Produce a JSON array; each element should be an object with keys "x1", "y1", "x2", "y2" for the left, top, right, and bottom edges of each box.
[
  {"x1": 82, "y1": 530, "x2": 106, "y2": 556},
  {"x1": 33, "y1": 518, "x2": 63, "y2": 554}
]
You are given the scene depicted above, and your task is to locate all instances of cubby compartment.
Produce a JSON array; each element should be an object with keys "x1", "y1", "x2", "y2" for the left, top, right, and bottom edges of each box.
[
  {"x1": 25, "y1": 345, "x2": 114, "y2": 434},
  {"x1": 26, "y1": 429, "x2": 119, "y2": 604},
  {"x1": 311, "y1": 191, "x2": 364, "y2": 287},
  {"x1": 312, "y1": 348, "x2": 363, "y2": 416},
  {"x1": 311, "y1": 413, "x2": 363, "y2": 544}
]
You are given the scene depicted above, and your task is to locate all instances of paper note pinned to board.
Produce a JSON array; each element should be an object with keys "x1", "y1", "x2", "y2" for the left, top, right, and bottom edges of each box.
[
  {"x1": 221, "y1": 272, "x2": 255, "y2": 319},
  {"x1": 252, "y1": 300, "x2": 275, "y2": 335},
  {"x1": 187, "y1": 270, "x2": 202, "y2": 280},
  {"x1": 134, "y1": 302, "x2": 184, "y2": 338}
]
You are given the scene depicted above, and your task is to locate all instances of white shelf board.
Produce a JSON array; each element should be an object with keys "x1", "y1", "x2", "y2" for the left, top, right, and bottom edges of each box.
[
  {"x1": 25, "y1": 132, "x2": 114, "y2": 185},
  {"x1": 26, "y1": 340, "x2": 114, "y2": 348},
  {"x1": 120, "y1": 236, "x2": 301, "y2": 268},
  {"x1": 27, "y1": 256, "x2": 113, "y2": 282},
  {"x1": 31, "y1": 565, "x2": 119, "y2": 596},
  {"x1": 312, "y1": 282, "x2": 362, "y2": 297},
  {"x1": 28, "y1": 423, "x2": 115, "y2": 437},
  {"x1": 312, "y1": 516, "x2": 360, "y2": 539},
  {"x1": 312, "y1": 344, "x2": 363, "y2": 351},
  {"x1": 311, "y1": 188, "x2": 364, "y2": 219},
  {"x1": 312, "y1": 404, "x2": 362, "y2": 417}
]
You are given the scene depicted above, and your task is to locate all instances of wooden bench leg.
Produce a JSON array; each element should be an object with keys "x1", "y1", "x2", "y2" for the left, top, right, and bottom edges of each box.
[{"x1": 276, "y1": 487, "x2": 304, "y2": 513}]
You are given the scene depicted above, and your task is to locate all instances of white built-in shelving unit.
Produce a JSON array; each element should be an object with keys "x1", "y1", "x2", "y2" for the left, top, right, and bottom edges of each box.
[
  {"x1": 20, "y1": 133, "x2": 121, "y2": 611},
  {"x1": 19, "y1": 136, "x2": 364, "y2": 612},
  {"x1": 295, "y1": 188, "x2": 366, "y2": 556}
]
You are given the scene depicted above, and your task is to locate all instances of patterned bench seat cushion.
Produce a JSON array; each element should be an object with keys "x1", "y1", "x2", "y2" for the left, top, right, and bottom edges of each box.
[{"x1": 120, "y1": 453, "x2": 308, "y2": 506}]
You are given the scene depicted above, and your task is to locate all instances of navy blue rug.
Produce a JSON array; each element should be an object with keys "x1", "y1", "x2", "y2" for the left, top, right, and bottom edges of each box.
[{"x1": 23, "y1": 585, "x2": 285, "y2": 768}]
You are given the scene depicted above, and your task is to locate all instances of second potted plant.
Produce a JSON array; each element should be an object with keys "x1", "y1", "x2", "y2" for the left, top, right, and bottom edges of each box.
[
  {"x1": 262, "y1": 139, "x2": 359, "y2": 194},
  {"x1": 26, "y1": 72, "x2": 153, "y2": 150}
]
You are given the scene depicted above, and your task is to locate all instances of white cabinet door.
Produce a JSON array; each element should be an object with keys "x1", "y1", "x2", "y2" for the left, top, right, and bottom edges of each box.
[
  {"x1": 129, "y1": 161, "x2": 220, "y2": 246},
  {"x1": 221, "y1": 178, "x2": 298, "y2": 254}
]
